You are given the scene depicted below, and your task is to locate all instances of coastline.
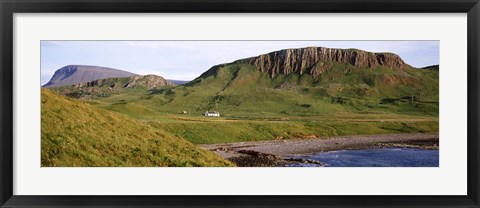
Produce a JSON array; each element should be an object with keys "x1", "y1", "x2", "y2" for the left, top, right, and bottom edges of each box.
[{"x1": 200, "y1": 133, "x2": 439, "y2": 167}]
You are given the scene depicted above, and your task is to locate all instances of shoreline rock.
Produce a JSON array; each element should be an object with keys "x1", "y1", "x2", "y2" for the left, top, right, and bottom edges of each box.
[{"x1": 200, "y1": 133, "x2": 439, "y2": 167}]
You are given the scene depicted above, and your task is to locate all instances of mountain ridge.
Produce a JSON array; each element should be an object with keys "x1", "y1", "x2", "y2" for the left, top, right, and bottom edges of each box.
[
  {"x1": 44, "y1": 65, "x2": 138, "y2": 88},
  {"x1": 72, "y1": 74, "x2": 173, "y2": 89},
  {"x1": 53, "y1": 74, "x2": 173, "y2": 99}
]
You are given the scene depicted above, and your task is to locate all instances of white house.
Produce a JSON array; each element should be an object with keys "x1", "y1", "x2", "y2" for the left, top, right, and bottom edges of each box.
[{"x1": 204, "y1": 111, "x2": 220, "y2": 117}]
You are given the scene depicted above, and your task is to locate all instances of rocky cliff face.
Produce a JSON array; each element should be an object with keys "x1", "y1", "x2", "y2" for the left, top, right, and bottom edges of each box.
[{"x1": 236, "y1": 47, "x2": 412, "y2": 78}]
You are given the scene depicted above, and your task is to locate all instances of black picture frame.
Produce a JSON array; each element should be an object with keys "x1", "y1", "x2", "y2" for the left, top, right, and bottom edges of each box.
[{"x1": 1, "y1": 0, "x2": 479, "y2": 207}]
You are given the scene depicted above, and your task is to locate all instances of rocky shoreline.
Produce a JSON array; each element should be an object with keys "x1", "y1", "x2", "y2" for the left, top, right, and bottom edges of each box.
[{"x1": 200, "y1": 133, "x2": 439, "y2": 167}]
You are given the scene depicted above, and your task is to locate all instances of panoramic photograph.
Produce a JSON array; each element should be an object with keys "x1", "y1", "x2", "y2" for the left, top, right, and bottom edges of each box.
[{"x1": 41, "y1": 41, "x2": 439, "y2": 167}]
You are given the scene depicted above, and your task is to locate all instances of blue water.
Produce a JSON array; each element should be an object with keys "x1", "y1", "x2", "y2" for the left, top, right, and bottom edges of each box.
[{"x1": 287, "y1": 148, "x2": 439, "y2": 167}]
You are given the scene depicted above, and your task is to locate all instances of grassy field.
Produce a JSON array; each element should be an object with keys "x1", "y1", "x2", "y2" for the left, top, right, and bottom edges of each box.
[
  {"x1": 41, "y1": 89, "x2": 233, "y2": 167},
  {"x1": 149, "y1": 115, "x2": 438, "y2": 144}
]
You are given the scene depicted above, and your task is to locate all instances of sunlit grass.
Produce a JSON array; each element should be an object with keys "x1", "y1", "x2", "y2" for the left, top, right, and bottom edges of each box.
[{"x1": 41, "y1": 89, "x2": 233, "y2": 167}]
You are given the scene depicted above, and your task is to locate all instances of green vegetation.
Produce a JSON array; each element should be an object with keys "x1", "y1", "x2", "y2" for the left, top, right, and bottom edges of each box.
[
  {"x1": 52, "y1": 61, "x2": 439, "y2": 146},
  {"x1": 41, "y1": 89, "x2": 233, "y2": 167},
  {"x1": 152, "y1": 116, "x2": 438, "y2": 144}
]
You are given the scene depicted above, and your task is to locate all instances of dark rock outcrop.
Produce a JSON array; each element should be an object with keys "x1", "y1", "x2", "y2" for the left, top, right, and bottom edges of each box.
[{"x1": 236, "y1": 47, "x2": 412, "y2": 78}]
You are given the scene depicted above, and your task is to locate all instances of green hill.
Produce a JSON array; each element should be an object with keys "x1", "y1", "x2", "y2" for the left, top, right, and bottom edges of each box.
[
  {"x1": 53, "y1": 74, "x2": 174, "y2": 100},
  {"x1": 48, "y1": 47, "x2": 439, "y2": 145},
  {"x1": 53, "y1": 47, "x2": 439, "y2": 118},
  {"x1": 73, "y1": 61, "x2": 437, "y2": 120},
  {"x1": 41, "y1": 89, "x2": 233, "y2": 167}
]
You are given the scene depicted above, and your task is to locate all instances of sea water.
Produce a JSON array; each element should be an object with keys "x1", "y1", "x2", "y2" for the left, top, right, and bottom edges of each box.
[{"x1": 287, "y1": 148, "x2": 439, "y2": 167}]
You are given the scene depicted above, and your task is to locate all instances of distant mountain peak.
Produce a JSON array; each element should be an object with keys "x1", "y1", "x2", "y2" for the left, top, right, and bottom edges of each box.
[{"x1": 43, "y1": 65, "x2": 138, "y2": 88}]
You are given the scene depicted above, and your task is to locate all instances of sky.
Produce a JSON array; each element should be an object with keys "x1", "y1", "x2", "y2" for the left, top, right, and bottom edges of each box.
[{"x1": 41, "y1": 41, "x2": 439, "y2": 85}]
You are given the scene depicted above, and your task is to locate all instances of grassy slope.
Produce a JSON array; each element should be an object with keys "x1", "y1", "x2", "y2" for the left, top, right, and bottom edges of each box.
[
  {"x1": 142, "y1": 63, "x2": 439, "y2": 117},
  {"x1": 41, "y1": 89, "x2": 233, "y2": 167},
  {"x1": 52, "y1": 62, "x2": 439, "y2": 145}
]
